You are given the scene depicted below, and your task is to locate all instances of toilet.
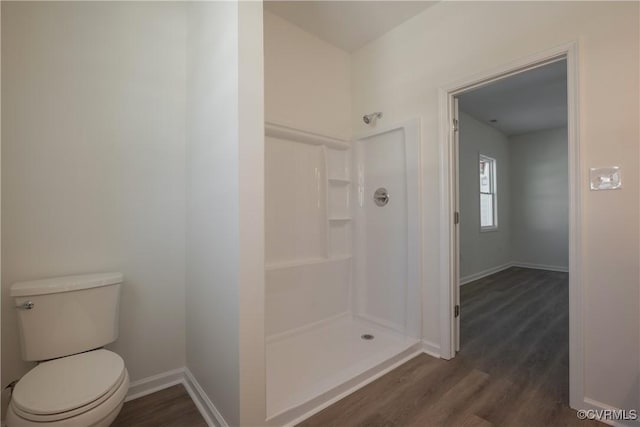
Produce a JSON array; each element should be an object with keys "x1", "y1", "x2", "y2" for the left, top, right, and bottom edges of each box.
[{"x1": 7, "y1": 273, "x2": 129, "y2": 427}]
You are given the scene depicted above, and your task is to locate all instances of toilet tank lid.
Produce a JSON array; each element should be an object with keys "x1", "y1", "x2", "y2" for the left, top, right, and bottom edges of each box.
[{"x1": 11, "y1": 272, "x2": 123, "y2": 297}]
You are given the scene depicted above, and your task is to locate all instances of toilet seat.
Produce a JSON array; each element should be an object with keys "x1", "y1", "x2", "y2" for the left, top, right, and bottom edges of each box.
[
  {"x1": 11, "y1": 349, "x2": 126, "y2": 423},
  {"x1": 6, "y1": 369, "x2": 129, "y2": 427}
]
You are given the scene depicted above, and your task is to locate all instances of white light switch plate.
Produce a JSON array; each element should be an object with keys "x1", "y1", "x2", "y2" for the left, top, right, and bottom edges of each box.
[{"x1": 590, "y1": 166, "x2": 622, "y2": 191}]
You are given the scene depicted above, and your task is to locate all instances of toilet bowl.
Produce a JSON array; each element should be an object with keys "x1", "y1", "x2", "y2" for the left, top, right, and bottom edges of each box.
[
  {"x1": 7, "y1": 350, "x2": 129, "y2": 427},
  {"x1": 8, "y1": 273, "x2": 127, "y2": 427}
]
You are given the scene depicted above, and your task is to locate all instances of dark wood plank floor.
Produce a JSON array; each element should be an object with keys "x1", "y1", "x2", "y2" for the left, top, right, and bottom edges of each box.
[
  {"x1": 112, "y1": 384, "x2": 207, "y2": 427},
  {"x1": 300, "y1": 267, "x2": 602, "y2": 427}
]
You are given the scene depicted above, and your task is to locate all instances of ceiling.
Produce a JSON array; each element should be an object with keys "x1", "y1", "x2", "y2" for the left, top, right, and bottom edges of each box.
[
  {"x1": 264, "y1": 1, "x2": 436, "y2": 52},
  {"x1": 459, "y1": 60, "x2": 568, "y2": 136}
]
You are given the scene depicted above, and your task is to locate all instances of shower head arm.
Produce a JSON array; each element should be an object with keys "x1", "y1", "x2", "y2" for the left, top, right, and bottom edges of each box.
[{"x1": 363, "y1": 112, "x2": 383, "y2": 124}]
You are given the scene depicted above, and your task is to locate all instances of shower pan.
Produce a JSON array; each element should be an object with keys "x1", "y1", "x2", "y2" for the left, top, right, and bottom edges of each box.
[{"x1": 264, "y1": 119, "x2": 421, "y2": 425}]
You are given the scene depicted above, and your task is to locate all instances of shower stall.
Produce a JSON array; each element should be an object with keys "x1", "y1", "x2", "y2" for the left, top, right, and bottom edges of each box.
[{"x1": 265, "y1": 120, "x2": 421, "y2": 424}]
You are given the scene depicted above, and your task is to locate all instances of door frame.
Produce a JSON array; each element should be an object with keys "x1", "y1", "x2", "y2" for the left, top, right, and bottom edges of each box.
[{"x1": 437, "y1": 41, "x2": 583, "y2": 409}]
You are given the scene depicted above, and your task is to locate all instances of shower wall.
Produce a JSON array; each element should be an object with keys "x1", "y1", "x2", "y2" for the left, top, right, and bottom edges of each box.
[
  {"x1": 353, "y1": 123, "x2": 421, "y2": 338},
  {"x1": 264, "y1": 11, "x2": 421, "y2": 341},
  {"x1": 265, "y1": 121, "x2": 421, "y2": 341},
  {"x1": 264, "y1": 8, "x2": 353, "y2": 339},
  {"x1": 264, "y1": 13, "x2": 422, "y2": 419},
  {"x1": 265, "y1": 135, "x2": 352, "y2": 336}
]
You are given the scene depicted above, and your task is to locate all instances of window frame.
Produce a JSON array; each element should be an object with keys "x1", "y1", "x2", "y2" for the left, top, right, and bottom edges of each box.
[{"x1": 479, "y1": 154, "x2": 498, "y2": 232}]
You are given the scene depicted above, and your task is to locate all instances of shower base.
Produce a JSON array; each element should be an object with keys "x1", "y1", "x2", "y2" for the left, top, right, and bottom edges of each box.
[{"x1": 266, "y1": 314, "x2": 420, "y2": 424}]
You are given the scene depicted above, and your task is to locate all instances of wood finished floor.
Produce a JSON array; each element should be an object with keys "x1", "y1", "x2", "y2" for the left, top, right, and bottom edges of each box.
[
  {"x1": 300, "y1": 267, "x2": 603, "y2": 427},
  {"x1": 112, "y1": 384, "x2": 207, "y2": 427}
]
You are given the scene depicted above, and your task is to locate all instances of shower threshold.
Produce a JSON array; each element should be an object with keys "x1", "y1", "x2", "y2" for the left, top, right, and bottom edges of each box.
[{"x1": 266, "y1": 314, "x2": 421, "y2": 425}]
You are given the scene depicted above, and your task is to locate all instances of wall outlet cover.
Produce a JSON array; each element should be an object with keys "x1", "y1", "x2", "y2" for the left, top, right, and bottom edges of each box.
[{"x1": 589, "y1": 166, "x2": 622, "y2": 191}]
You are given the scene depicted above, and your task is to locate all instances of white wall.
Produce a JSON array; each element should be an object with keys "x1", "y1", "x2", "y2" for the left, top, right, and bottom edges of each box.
[
  {"x1": 186, "y1": 2, "x2": 265, "y2": 425},
  {"x1": 352, "y1": 1, "x2": 639, "y2": 412},
  {"x1": 264, "y1": 10, "x2": 351, "y2": 139},
  {"x1": 1, "y1": 0, "x2": 187, "y2": 414},
  {"x1": 458, "y1": 112, "x2": 511, "y2": 280},
  {"x1": 510, "y1": 128, "x2": 568, "y2": 270},
  {"x1": 186, "y1": 2, "x2": 240, "y2": 425}
]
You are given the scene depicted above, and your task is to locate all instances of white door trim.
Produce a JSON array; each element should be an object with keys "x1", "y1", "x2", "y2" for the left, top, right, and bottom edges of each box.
[{"x1": 437, "y1": 41, "x2": 583, "y2": 410}]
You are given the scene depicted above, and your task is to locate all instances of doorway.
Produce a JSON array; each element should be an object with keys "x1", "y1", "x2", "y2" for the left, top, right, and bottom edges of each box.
[{"x1": 439, "y1": 43, "x2": 583, "y2": 410}]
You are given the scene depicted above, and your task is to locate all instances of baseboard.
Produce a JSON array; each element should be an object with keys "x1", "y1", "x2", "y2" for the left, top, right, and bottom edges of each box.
[
  {"x1": 460, "y1": 261, "x2": 569, "y2": 286},
  {"x1": 124, "y1": 367, "x2": 228, "y2": 427},
  {"x1": 582, "y1": 397, "x2": 638, "y2": 427},
  {"x1": 125, "y1": 367, "x2": 185, "y2": 402},
  {"x1": 511, "y1": 261, "x2": 568, "y2": 273},
  {"x1": 460, "y1": 263, "x2": 513, "y2": 285},
  {"x1": 183, "y1": 368, "x2": 229, "y2": 427},
  {"x1": 422, "y1": 339, "x2": 441, "y2": 358}
]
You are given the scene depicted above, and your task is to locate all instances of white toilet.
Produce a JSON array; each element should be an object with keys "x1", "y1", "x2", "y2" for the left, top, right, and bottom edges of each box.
[{"x1": 7, "y1": 273, "x2": 129, "y2": 427}]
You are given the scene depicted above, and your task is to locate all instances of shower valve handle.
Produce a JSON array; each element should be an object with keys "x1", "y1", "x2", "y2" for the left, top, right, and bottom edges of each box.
[{"x1": 374, "y1": 188, "x2": 390, "y2": 206}]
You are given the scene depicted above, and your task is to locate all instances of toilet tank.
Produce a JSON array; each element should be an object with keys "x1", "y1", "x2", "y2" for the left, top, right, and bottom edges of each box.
[{"x1": 11, "y1": 273, "x2": 123, "y2": 362}]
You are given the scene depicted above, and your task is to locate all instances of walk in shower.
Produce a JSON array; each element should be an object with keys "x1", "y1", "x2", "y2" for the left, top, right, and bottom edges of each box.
[{"x1": 265, "y1": 120, "x2": 421, "y2": 424}]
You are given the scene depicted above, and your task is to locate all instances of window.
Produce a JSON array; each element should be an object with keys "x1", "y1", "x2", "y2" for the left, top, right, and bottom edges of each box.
[{"x1": 479, "y1": 155, "x2": 497, "y2": 230}]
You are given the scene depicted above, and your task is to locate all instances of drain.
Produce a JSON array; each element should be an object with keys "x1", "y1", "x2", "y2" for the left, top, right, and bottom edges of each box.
[{"x1": 361, "y1": 334, "x2": 375, "y2": 340}]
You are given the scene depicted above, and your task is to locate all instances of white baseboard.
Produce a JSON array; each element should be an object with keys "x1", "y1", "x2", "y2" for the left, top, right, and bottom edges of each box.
[
  {"x1": 124, "y1": 367, "x2": 228, "y2": 427},
  {"x1": 422, "y1": 339, "x2": 441, "y2": 358},
  {"x1": 511, "y1": 261, "x2": 569, "y2": 273},
  {"x1": 460, "y1": 261, "x2": 569, "y2": 286},
  {"x1": 582, "y1": 397, "x2": 637, "y2": 427},
  {"x1": 460, "y1": 263, "x2": 513, "y2": 285},
  {"x1": 125, "y1": 367, "x2": 185, "y2": 402},
  {"x1": 183, "y1": 368, "x2": 229, "y2": 427}
]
